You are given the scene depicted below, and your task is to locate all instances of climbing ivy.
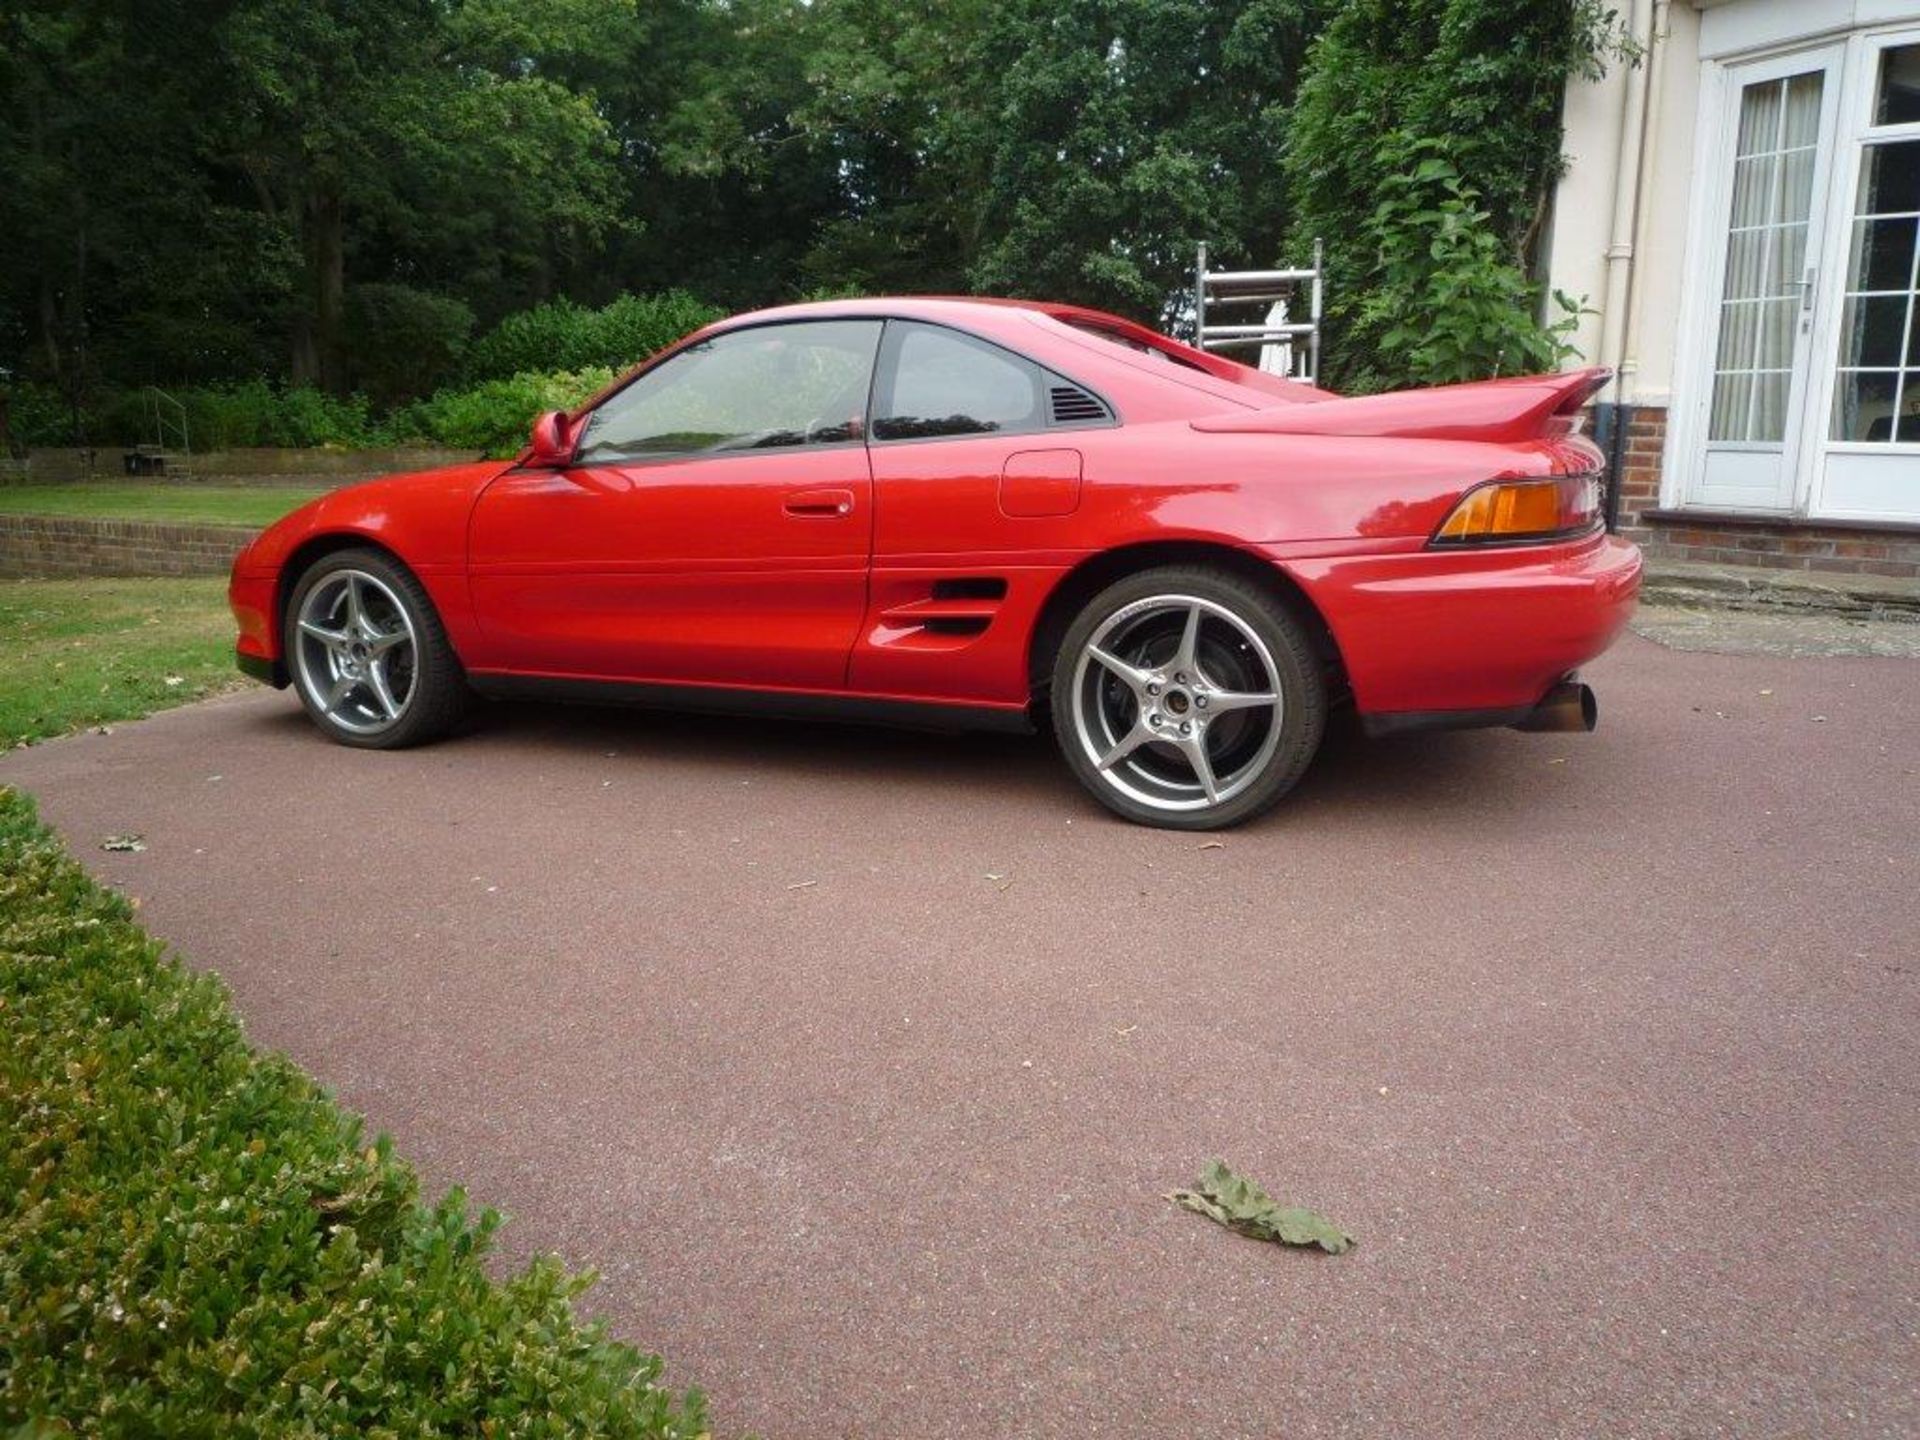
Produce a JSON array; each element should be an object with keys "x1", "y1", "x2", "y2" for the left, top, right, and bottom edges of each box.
[{"x1": 1284, "y1": 0, "x2": 1637, "y2": 391}]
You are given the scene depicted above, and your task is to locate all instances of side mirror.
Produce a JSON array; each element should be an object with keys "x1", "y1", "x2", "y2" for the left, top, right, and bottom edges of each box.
[{"x1": 526, "y1": 410, "x2": 578, "y2": 467}]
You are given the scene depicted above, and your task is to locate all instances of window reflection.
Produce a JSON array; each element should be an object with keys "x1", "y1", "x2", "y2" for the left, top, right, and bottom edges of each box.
[
  {"x1": 871, "y1": 324, "x2": 1044, "y2": 441},
  {"x1": 1876, "y1": 43, "x2": 1920, "y2": 126},
  {"x1": 577, "y1": 321, "x2": 882, "y2": 463},
  {"x1": 1831, "y1": 106, "x2": 1920, "y2": 443},
  {"x1": 1709, "y1": 71, "x2": 1823, "y2": 443}
]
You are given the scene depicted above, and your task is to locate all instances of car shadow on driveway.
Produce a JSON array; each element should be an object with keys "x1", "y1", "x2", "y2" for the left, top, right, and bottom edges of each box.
[{"x1": 378, "y1": 694, "x2": 1522, "y2": 830}]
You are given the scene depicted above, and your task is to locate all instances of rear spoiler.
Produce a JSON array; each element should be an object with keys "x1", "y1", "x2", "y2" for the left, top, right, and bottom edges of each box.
[{"x1": 1190, "y1": 366, "x2": 1613, "y2": 444}]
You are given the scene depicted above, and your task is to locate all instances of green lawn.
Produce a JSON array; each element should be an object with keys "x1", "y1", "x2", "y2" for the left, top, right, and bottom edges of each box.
[
  {"x1": 0, "y1": 786, "x2": 707, "y2": 1435},
  {"x1": 0, "y1": 482, "x2": 329, "y2": 528},
  {"x1": 0, "y1": 577, "x2": 244, "y2": 744}
]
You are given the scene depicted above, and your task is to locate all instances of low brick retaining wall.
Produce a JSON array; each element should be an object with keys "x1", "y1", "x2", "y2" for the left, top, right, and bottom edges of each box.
[
  {"x1": 15, "y1": 445, "x2": 472, "y2": 484},
  {"x1": 0, "y1": 513, "x2": 257, "y2": 579}
]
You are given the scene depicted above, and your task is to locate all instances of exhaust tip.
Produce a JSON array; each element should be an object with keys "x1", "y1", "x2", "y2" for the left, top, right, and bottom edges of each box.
[{"x1": 1512, "y1": 681, "x2": 1597, "y2": 734}]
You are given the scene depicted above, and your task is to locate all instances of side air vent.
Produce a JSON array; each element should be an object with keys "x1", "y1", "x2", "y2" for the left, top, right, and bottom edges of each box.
[
  {"x1": 931, "y1": 577, "x2": 1008, "y2": 602},
  {"x1": 1048, "y1": 384, "x2": 1111, "y2": 425}
]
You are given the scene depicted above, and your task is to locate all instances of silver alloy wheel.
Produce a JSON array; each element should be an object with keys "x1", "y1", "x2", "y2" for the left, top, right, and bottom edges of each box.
[
  {"x1": 292, "y1": 569, "x2": 419, "y2": 737},
  {"x1": 1069, "y1": 593, "x2": 1285, "y2": 814}
]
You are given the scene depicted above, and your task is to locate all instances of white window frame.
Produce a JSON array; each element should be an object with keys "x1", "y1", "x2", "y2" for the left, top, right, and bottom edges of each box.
[
  {"x1": 1665, "y1": 22, "x2": 1920, "y2": 524},
  {"x1": 1805, "y1": 24, "x2": 1920, "y2": 521},
  {"x1": 1663, "y1": 41, "x2": 1847, "y2": 514}
]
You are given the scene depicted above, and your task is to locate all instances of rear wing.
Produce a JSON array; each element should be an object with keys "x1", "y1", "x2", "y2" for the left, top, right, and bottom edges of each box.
[{"x1": 1189, "y1": 368, "x2": 1613, "y2": 444}]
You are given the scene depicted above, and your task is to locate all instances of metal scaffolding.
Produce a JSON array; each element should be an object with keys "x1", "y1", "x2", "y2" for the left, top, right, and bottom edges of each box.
[{"x1": 1192, "y1": 239, "x2": 1324, "y2": 385}]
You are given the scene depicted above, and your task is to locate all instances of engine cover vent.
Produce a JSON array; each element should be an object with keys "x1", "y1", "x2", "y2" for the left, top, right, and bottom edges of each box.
[{"x1": 1048, "y1": 385, "x2": 1111, "y2": 426}]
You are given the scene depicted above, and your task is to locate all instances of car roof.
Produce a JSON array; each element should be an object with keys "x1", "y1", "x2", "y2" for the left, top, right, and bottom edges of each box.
[
  {"x1": 703, "y1": 296, "x2": 1330, "y2": 411},
  {"x1": 710, "y1": 295, "x2": 1136, "y2": 342}
]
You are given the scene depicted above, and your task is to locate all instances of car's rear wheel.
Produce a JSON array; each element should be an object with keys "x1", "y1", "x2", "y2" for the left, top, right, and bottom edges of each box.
[
  {"x1": 1050, "y1": 566, "x2": 1326, "y2": 829},
  {"x1": 284, "y1": 548, "x2": 468, "y2": 749}
]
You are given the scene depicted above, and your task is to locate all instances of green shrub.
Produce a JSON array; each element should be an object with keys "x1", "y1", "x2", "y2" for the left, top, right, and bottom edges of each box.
[
  {"x1": 1353, "y1": 137, "x2": 1583, "y2": 388},
  {"x1": 465, "y1": 292, "x2": 718, "y2": 381},
  {"x1": 343, "y1": 284, "x2": 476, "y2": 408},
  {"x1": 384, "y1": 368, "x2": 615, "y2": 457},
  {"x1": 175, "y1": 381, "x2": 377, "y2": 450},
  {"x1": 0, "y1": 785, "x2": 707, "y2": 1437},
  {"x1": 23, "y1": 383, "x2": 378, "y2": 451},
  {"x1": 2, "y1": 383, "x2": 83, "y2": 449}
]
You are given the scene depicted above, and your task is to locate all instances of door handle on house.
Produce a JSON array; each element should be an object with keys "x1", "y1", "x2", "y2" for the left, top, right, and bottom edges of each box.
[{"x1": 783, "y1": 488, "x2": 855, "y2": 517}]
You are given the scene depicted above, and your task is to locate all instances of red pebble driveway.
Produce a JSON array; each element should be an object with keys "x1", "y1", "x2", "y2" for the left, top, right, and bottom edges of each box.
[{"x1": 4, "y1": 633, "x2": 1916, "y2": 1439}]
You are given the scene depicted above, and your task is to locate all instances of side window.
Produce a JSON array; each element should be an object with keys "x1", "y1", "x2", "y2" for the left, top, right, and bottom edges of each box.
[
  {"x1": 576, "y1": 319, "x2": 882, "y2": 463},
  {"x1": 872, "y1": 323, "x2": 1045, "y2": 440}
]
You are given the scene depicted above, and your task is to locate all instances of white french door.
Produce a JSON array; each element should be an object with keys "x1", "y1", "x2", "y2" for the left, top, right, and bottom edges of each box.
[
  {"x1": 1810, "y1": 34, "x2": 1920, "y2": 523},
  {"x1": 1681, "y1": 46, "x2": 1846, "y2": 512}
]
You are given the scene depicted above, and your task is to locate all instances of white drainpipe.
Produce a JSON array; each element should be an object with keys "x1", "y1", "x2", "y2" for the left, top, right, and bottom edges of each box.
[
  {"x1": 1598, "y1": 0, "x2": 1660, "y2": 405},
  {"x1": 1621, "y1": 0, "x2": 1674, "y2": 399}
]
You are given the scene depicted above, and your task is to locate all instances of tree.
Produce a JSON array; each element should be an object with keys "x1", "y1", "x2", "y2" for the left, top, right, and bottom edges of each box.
[
  {"x1": 581, "y1": 0, "x2": 850, "y2": 309},
  {"x1": 797, "y1": 0, "x2": 1330, "y2": 320},
  {"x1": 207, "y1": 0, "x2": 632, "y2": 388},
  {"x1": 0, "y1": 0, "x2": 263, "y2": 423},
  {"x1": 966, "y1": 0, "x2": 1328, "y2": 317}
]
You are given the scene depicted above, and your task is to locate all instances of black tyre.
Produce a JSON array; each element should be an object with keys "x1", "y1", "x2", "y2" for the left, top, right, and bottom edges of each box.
[
  {"x1": 283, "y1": 547, "x2": 469, "y2": 749},
  {"x1": 1050, "y1": 565, "x2": 1326, "y2": 829}
]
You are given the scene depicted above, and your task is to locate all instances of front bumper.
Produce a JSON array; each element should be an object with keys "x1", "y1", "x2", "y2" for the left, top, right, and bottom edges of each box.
[
  {"x1": 1279, "y1": 529, "x2": 1642, "y2": 725},
  {"x1": 230, "y1": 565, "x2": 286, "y2": 687},
  {"x1": 235, "y1": 649, "x2": 286, "y2": 687}
]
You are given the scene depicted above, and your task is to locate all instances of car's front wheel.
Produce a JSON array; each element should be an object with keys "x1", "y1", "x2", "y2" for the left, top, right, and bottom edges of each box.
[
  {"x1": 284, "y1": 548, "x2": 468, "y2": 749},
  {"x1": 1050, "y1": 566, "x2": 1326, "y2": 829}
]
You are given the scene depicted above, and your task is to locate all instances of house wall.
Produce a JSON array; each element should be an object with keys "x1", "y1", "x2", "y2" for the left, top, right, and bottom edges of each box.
[
  {"x1": 1549, "y1": 2, "x2": 1704, "y2": 410},
  {"x1": 1550, "y1": 0, "x2": 1920, "y2": 578}
]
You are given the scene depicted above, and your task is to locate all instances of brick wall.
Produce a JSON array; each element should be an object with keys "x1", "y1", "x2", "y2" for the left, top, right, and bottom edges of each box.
[
  {"x1": 0, "y1": 514, "x2": 256, "y2": 579},
  {"x1": 1607, "y1": 404, "x2": 1920, "y2": 581},
  {"x1": 1611, "y1": 407, "x2": 1666, "y2": 539}
]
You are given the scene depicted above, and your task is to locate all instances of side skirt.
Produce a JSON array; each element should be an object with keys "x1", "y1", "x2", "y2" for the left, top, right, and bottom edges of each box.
[{"x1": 466, "y1": 673, "x2": 1038, "y2": 736}]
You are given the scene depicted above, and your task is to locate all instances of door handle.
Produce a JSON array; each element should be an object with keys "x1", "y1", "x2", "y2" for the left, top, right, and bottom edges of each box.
[{"x1": 783, "y1": 487, "x2": 855, "y2": 517}]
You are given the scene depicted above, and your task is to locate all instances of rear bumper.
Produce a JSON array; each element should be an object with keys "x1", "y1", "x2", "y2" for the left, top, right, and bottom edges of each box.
[
  {"x1": 1279, "y1": 530, "x2": 1642, "y2": 722},
  {"x1": 1360, "y1": 679, "x2": 1598, "y2": 738}
]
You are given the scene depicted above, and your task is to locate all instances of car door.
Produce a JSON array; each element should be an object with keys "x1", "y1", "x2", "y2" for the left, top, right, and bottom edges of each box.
[
  {"x1": 852, "y1": 319, "x2": 1114, "y2": 704},
  {"x1": 467, "y1": 319, "x2": 883, "y2": 689}
]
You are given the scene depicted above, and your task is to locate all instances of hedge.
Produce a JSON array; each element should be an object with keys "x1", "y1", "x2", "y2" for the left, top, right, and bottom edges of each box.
[
  {"x1": 6, "y1": 371, "x2": 614, "y2": 460},
  {"x1": 382, "y1": 368, "x2": 616, "y2": 458},
  {"x1": 461, "y1": 292, "x2": 720, "y2": 383},
  {"x1": 2, "y1": 289, "x2": 719, "y2": 454},
  {"x1": 0, "y1": 786, "x2": 708, "y2": 1437}
]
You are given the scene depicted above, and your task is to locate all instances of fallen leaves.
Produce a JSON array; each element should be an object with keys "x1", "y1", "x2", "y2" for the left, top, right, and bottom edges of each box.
[
  {"x1": 100, "y1": 834, "x2": 146, "y2": 853},
  {"x1": 1168, "y1": 1160, "x2": 1353, "y2": 1255}
]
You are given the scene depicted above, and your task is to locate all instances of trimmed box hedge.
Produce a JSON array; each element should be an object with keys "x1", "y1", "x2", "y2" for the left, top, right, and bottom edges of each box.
[{"x1": 0, "y1": 786, "x2": 708, "y2": 1437}]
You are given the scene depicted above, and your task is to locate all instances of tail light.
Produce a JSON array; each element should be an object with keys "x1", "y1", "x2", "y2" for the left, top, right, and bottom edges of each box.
[{"x1": 1430, "y1": 472, "x2": 1601, "y2": 546}]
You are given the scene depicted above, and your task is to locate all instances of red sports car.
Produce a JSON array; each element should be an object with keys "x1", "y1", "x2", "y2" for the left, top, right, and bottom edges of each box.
[{"x1": 229, "y1": 297, "x2": 1641, "y2": 829}]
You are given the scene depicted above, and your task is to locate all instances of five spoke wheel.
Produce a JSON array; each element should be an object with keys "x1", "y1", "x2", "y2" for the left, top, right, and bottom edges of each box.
[
  {"x1": 1071, "y1": 594, "x2": 1284, "y2": 812},
  {"x1": 291, "y1": 569, "x2": 419, "y2": 737},
  {"x1": 1052, "y1": 568, "x2": 1325, "y2": 829}
]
